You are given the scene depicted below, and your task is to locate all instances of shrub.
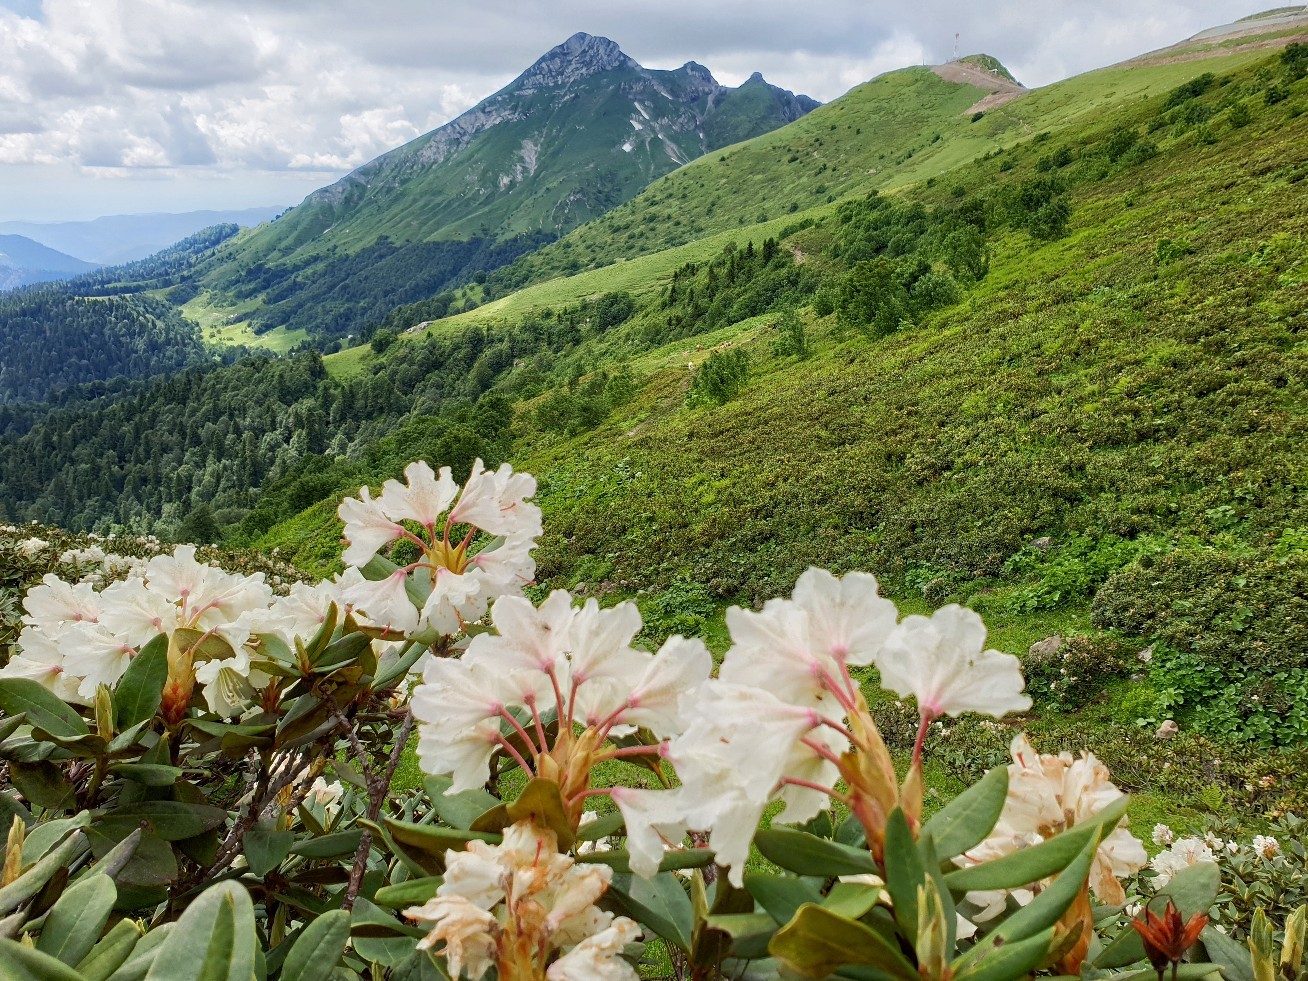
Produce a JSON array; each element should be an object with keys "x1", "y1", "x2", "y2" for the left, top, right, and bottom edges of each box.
[
  {"x1": 686, "y1": 347, "x2": 750, "y2": 406},
  {"x1": 1023, "y1": 634, "x2": 1135, "y2": 711},
  {"x1": 1092, "y1": 551, "x2": 1308, "y2": 745}
]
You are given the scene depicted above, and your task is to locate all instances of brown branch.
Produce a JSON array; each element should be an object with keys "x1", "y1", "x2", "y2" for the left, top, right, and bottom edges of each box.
[{"x1": 342, "y1": 707, "x2": 414, "y2": 911}]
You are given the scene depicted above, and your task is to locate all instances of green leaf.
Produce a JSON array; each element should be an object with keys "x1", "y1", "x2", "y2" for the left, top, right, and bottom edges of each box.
[
  {"x1": 0, "y1": 713, "x2": 27, "y2": 743},
  {"x1": 74, "y1": 917, "x2": 141, "y2": 981},
  {"x1": 0, "y1": 938, "x2": 86, "y2": 981},
  {"x1": 382, "y1": 819, "x2": 497, "y2": 864},
  {"x1": 575, "y1": 847, "x2": 715, "y2": 874},
  {"x1": 993, "y1": 834, "x2": 1097, "y2": 943},
  {"x1": 374, "y1": 877, "x2": 443, "y2": 910},
  {"x1": 1114, "y1": 965, "x2": 1224, "y2": 981},
  {"x1": 0, "y1": 791, "x2": 31, "y2": 829},
  {"x1": 954, "y1": 927, "x2": 1056, "y2": 981},
  {"x1": 9, "y1": 760, "x2": 74, "y2": 809},
  {"x1": 745, "y1": 872, "x2": 823, "y2": 926},
  {"x1": 281, "y1": 908, "x2": 351, "y2": 981},
  {"x1": 244, "y1": 818, "x2": 295, "y2": 877},
  {"x1": 470, "y1": 778, "x2": 576, "y2": 850},
  {"x1": 1197, "y1": 924, "x2": 1253, "y2": 981},
  {"x1": 608, "y1": 872, "x2": 695, "y2": 952},
  {"x1": 421, "y1": 776, "x2": 500, "y2": 831},
  {"x1": 312, "y1": 632, "x2": 372, "y2": 671},
  {"x1": 883, "y1": 808, "x2": 926, "y2": 943},
  {"x1": 114, "y1": 634, "x2": 168, "y2": 730},
  {"x1": 1094, "y1": 861, "x2": 1222, "y2": 969},
  {"x1": 100, "y1": 921, "x2": 172, "y2": 981},
  {"x1": 770, "y1": 903, "x2": 919, "y2": 981},
  {"x1": 21, "y1": 814, "x2": 90, "y2": 864},
  {"x1": 144, "y1": 880, "x2": 257, "y2": 981},
  {"x1": 754, "y1": 827, "x2": 879, "y2": 877},
  {"x1": 96, "y1": 801, "x2": 226, "y2": 842},
  {"x1": 0, "y1": 830, "x2": 88, "y2": 916},
  {"x1": 291, "y1": 829, "x2": 364, "y2": 859},
  {"x1": 91, "y1": 827, "x2": 143, "y2": 882},
  {"x1": 36, "y1": 873, "x2": 117, "y2": 966},
  {"x1": 921, "y1": 766, "x2": 1009, "y2": 861},
  {"x1": 953, "y1": 835, "x2": 1097, "y2": 981},
  {"x1": 944, "y1": 824, "x2": 1095, "y2": 892},
  {"x1": 87, "y1": 828, "x2": 176, "y2": 889},
  {"x1": 0, "y1": 679, "x2": 88, "y2": 740},
  {"x1": 702, "y1": 912, "x2": 777, "y2": 960},
  {"x1": 108, "y1": 764, "x2": 182, "y2": 787},
  {"x1": 822, "y1": 882, "x2": 882, "y2": 921},
  {"x1": 577, "y1": 810, "x2": 626, "y2": 842},
  {"x1": 351, "y1": 896, "x2": 421, "y2": 968}
]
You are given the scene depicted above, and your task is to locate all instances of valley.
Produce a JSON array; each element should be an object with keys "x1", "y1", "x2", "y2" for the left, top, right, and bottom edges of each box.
[{"x1": 1, "y1": 9, "x2": 1307, "y2": 939}]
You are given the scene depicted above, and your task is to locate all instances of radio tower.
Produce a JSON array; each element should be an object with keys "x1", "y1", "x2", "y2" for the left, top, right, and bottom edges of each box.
[{"x1": 953, "y1": 33, "x2": 960, "y2": 61}]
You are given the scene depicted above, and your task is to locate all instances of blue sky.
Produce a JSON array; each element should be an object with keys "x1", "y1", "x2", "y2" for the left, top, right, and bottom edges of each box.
[{"x1": 0, "y1": 0, "x2": 1286, "y2": 222}]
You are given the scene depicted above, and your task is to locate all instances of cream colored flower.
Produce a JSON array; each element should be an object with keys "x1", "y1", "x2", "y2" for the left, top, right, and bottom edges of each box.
[{"x1": 967, "y1": 734, "x2": 1146, "y2": 904}]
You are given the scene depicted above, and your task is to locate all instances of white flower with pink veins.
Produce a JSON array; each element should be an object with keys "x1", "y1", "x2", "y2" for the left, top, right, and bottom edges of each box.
[
  {"x1": 877, "y1": 605, "x2": 1032, "y2": 721},
  {"x1": 449, "y1": 459, "x2": 543, "y2": 540},
  {"x1": 0, "y1": 626, "x2": 82, "y2": 701}
]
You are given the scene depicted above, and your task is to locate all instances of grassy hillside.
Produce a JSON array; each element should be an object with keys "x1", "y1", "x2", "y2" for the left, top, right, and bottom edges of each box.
[
  {"x1": 259, "y1": 41, "x2": 1308, "y2": 815},
  {"x1": 486, "y1": 40, "x2": 1296, "y2": 294}
]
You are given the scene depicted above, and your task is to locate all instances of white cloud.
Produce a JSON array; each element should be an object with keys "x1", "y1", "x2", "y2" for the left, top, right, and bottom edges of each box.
[{"x1": 0, "y1": 0, "x2": 1282, "y2": 220}]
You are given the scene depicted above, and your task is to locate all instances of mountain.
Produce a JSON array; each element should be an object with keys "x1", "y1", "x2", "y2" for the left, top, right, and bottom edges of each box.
[
  {"x1": 197, "y1": 33, "x2": 819, "y2": 343},
  {"x1": 0, "y1": 207, "x2": 285, "y2": 265},
  {"x1": 0, "y1": 235, "x2": 98, "y2": 290}
]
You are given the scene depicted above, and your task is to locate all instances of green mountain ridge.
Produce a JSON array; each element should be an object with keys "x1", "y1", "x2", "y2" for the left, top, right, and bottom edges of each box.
[{"x1": 195, "y1": 33, "x2": 819, "y2": 343}]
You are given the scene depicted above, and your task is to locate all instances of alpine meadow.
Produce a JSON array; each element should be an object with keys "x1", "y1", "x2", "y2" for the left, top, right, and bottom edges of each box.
[{"x1": 1, "y1": 9, "x2": 1307, "y2": 981}]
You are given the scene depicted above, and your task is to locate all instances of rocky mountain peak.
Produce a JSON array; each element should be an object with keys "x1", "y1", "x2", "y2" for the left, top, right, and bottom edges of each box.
[{"x1": 513, "y1": 33, "x2": 638, "y2": 92}]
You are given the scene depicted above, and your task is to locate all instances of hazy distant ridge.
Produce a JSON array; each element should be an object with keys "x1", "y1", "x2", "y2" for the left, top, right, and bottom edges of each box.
[{"x1": 0, "y1": 206, "x2": 285, "y2": 264}]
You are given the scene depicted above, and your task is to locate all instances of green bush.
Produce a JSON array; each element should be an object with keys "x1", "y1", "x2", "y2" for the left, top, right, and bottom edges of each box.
[
  {"x1": 686, "y1": 347, "x2": 750, "y2": 406},
  {"x1": 1023, "y1": 634, "x2": 1135, "y2": 711},
  {"x1": 1091, "y1": 551, "x2": 1308, "y2": 745}
]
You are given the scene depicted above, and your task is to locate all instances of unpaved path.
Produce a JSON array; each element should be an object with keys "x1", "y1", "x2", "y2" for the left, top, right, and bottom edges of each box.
[{"x1": 931, "y1": 61, "x2": 1026, "y2": 115}]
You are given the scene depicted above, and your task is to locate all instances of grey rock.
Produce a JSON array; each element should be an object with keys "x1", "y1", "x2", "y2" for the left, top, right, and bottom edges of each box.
[
  {"x1": 1028, "y1": 634, "x2": 1064, "y2": 659},
  {"x1": 1156, "y1": 719, "x2": 1179, "y2": 740}
]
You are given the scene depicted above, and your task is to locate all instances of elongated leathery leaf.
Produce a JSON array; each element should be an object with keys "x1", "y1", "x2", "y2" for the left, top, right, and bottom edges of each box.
[
  {"x1": 0, "y1": 679, "x2": 88, "y2": 740},
  {"x1": 921, "y1": 766, "x2": 1008, "y2": 861},
  {"x1": 37, "y1": 873, "x2": 117, "y2": 965},
  {"x1": 144, "y1": 880, "x2": 257, "y2": 981},
  {"x1": 281, "y1": 908, "x2": 350, "y2": 981},
  {"x1": 114, "y1": 634, "x2": 168, "y2": 729},
  {"x1": 754, "y1": 827, "x2": 880, "y2": 877},
  {"x1": 770, "y1": 903, "x2": 919, "y2": 981}
]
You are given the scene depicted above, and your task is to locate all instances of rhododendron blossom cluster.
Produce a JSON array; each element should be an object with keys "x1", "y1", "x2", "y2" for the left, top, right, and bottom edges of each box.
[{"x1": 404, "y1": 820, "x2": 640, "y2": 981}]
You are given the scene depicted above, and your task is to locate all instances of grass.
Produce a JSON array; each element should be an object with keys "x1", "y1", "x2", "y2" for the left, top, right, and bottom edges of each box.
[{"x1": 182, "y1": 290, "x2": 309, "y2": 353}]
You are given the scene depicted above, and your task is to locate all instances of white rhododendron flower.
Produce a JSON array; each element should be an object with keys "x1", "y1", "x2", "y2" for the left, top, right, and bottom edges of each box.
[
  {"x1": 966, "y1": 734, "x2": 1146, "y2": 904},
  {"x1": 412, "y1": 586, "x2": 712, "y2": 794},
  {"x1": 1152, "y1": 823, "x2": 1175, "y2": 847},
  {"x1": 1252, "y1": 835, "x2": 1281, "y2": 859},
  {"x1": 877, "y1": 605, "x2": 1031, "y2": 721},
  {"x1": 404, "y1": 820, "x2": 639, "y2": 981},
  {"x1": 1151, "y1": 837, "x2": 1217, "y2": 886},
  {"x1": 337, "y1": 458, "x2": 541, "y2": 638}
]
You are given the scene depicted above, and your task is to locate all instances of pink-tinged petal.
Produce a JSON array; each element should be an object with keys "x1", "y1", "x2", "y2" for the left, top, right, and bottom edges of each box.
[
  {"x1": 449, "y1": 459, "x2": 543, "y2": 538},
  {"x1": 338, "y1": 487, "x2": 405, "y2": 567},
  {"x1": 791, "y1": 568, "x2": 898, "y2": 667},
  {"x1": 877, "y1": 605, "x2": 1031, "y2": 719},
  {"x1": 343, "y1": 570, "x2": 419, "y2": 634}
]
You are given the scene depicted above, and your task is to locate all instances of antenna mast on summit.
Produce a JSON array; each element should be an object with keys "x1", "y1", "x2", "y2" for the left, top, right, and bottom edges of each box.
[{"x1": 953, "y1": 33, "x2": 960, "y2": 61}]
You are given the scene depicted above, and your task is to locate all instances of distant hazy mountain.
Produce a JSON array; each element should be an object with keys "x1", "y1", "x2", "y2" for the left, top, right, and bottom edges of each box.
[
  {"x1": 0, "y1": 206, "x2": 284, "y2": 265},
  {"x1": 0, "y1": 234, "x2": 99, "y2": 290}
]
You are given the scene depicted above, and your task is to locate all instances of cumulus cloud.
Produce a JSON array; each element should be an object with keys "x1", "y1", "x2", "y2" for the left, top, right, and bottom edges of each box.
[{"x1": 0, "y1": 0, "x2": 1279, "y2": 219}]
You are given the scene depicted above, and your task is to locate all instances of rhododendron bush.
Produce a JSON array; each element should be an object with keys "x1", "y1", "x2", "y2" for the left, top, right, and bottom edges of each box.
[{"x1": 0, "y1": 460, "x2": 1257, "y2": 980}]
